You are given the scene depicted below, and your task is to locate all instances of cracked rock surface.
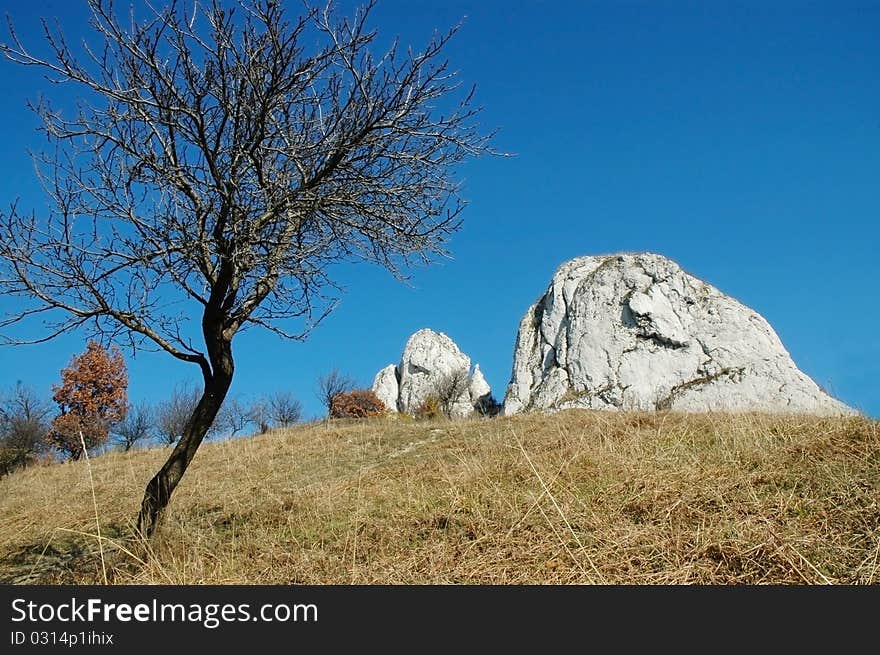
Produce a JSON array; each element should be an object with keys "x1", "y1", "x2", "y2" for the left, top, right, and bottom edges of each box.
[
  {"x1": 371, "y1": 328, "x2": 493, "y2": 417},
  {"x1": 503, "y1": 253, "x2": 855, "y2": 416}
]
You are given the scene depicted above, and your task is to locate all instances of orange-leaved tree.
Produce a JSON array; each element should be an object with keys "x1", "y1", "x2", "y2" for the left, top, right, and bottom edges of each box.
[{"x1": 47, "y1": 341, "x2": 128, "y2": 460}]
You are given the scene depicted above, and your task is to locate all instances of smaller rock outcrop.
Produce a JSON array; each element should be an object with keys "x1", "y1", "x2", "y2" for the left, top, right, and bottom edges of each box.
[
  {"x1": 468, "y1": 364, "x2": 500, "y2": 416},
  {"x1": 371, "y1": 364, "x2": 400, "y2": 413},
  {"x1": 371, "y1": 329, "x2": 493, "y2": 417},
  {"x1": 469, "y1": 364, "x2": 491, "y2": 403}
]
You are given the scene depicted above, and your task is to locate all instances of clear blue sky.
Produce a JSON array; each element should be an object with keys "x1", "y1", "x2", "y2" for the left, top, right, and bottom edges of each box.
[{"x1": 0, "y1": 1, "x2": 877, "y2": 420}]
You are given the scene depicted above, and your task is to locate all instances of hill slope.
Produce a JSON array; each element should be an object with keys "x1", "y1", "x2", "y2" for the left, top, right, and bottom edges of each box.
[{"x1": 1, "y1": 411, "x2": 878, "y2": 584}]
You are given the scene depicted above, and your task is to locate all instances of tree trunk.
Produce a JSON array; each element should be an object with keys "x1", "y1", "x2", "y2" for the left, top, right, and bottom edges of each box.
[{"x1": 137, "y1": 333, "x2": 234, "y2": 538}]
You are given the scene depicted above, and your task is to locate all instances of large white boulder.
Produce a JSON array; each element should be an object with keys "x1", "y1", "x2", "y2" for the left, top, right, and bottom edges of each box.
[
  {"x1": 371, "y1": 328, "x2": 494, "y2": 417},
  {"x1": 503, "y1": 253, "x2": 855, "y2": 416}
]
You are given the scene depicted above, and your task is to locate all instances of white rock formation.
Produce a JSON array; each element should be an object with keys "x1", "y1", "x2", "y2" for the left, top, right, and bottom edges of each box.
[
  {"x1": 468, "y1": 363, "x2": 500, "y2": 416},
  {"x1": 371, "y1": 328, "x2": 493, "y2": 417},
  {"x1": 398, "y1": 329, "x2": 472, "y2": 417},
  {"x1": 469, "y1": 364, "x2": 492, "y2": 404},
  {"x1": 503, "y1": 253, "x2": 854, "y2": 416},
  {"x1": 371, "y1": 364, "x2": 400, "y2": 413}
]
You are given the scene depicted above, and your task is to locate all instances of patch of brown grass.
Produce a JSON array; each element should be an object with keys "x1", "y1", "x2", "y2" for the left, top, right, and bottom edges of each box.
[{"x1": 1, "y1": 411, "x2": 877, "y2": 584}]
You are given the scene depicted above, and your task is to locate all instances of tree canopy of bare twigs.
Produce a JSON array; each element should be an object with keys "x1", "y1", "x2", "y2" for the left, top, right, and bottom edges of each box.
[
  {"x1": 155, "y1": 384, "x2": 201, "y2": 446},
  {"x1": 0, "y1": 382, "x2": 52, "y2": 476},
  {"x1": 0, "y1": 0, "x2": 494, "y2": 535},
  {"x1": 316, "y1": 368, "x2": 356, "y2": 415},
  {"x1": 113, "y1": 402, "x2": 154, "y2": 451},
  {"x1": 433, "y1": 368, "x2": 471, "y2": 418},
  {"x1": 267, "y1": 391, "x2": 304, "y2": 428},
  {"x1": 215, "y1": 395, "x2": 252, "y2": 438},
  {"x1": 251, "y1": 391, "x2": 303, "y2": 432}
]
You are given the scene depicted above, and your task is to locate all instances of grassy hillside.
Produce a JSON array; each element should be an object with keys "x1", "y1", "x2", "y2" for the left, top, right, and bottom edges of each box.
[{"x1": 1, "y1": 411, "x2": 878, "y2": 584}]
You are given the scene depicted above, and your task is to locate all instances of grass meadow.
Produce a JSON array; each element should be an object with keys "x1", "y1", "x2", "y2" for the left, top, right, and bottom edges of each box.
[{"x1": 1, "y1": 410, "x2": 878, "y2": 584}]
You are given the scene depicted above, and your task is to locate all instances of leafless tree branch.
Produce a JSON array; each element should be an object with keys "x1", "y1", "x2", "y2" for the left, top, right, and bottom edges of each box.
[{"x1": 0, "y1": 0, "x2": 495, "y2": 535}]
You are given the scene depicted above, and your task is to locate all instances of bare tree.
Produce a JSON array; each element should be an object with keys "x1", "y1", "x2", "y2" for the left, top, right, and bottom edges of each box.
[
  {"x1": 155, "y1": 384, "x2": 201, "y2": 446},
  {"x1": 316, "y1": 369, "x2": 356, "y2": 415},
  {"x1": 215, "y1": 395, "x2": 252, "y2": 438},
  {"x1": 0, "y1": 382, "x2": 51, "y2": 476},
  {"x1": 0, "y1": 0, "x2": 493, "y2": 535},
  {"x1": 251, "y1": 391, "x2": 303, "y2": 432},
  {"x1": 113, "y1": 402, "x2": 154, "y2": 452},
  {"x1": 249, "y1": 397, "x2": 271, "y2": 434},
  {"x1": 268, "y1": 391, "x2": 304, "y2": 428},
  {"x1": 433, "y1": 368, "x2": 471, "y2": 418}
]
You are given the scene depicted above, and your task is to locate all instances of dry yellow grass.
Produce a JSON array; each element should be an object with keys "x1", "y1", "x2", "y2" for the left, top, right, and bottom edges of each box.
[{"x1": 1, "y1": 410, "x2": 878, "y2": 584}]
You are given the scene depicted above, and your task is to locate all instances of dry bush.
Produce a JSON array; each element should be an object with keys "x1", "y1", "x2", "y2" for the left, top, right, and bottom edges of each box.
[
  {"x1": 433, "y1": 369, "x2": 471, "y2": 418},
  {"x1": 0, "y1": 448, "x2": 22, "y2": 477},
  {"x1": 473, "y1": 393, "x2": 502, "y2": 417},
  {"x1": 415, "y1": 396, "x2": 443, "y2": 420},
  {"x1": 330, "y1": 390, "x2": 387, "y2": 419}
]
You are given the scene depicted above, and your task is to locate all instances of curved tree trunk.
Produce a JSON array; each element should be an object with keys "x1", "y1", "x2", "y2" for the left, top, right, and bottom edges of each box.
[{"x1": 137, "y1": 333, "x2": 234, "y2": 538}]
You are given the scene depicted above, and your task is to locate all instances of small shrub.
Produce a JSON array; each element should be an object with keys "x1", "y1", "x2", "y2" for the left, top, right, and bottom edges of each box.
[
  {"x1": 414, "y1": 395, "x2": 443, "y2": 420},
  {"x1": 434, "y1": 369, "x2": 470, "y2": 418},
  {"x1": 330, "y1": 390, "x2": 386, "y2": 419},
  {"x1": 474, "y1": 393, "x2": 502, "y2": 417},
  {"x1": 0, "y1": 446, "x2": 31, "y2": 477}
]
